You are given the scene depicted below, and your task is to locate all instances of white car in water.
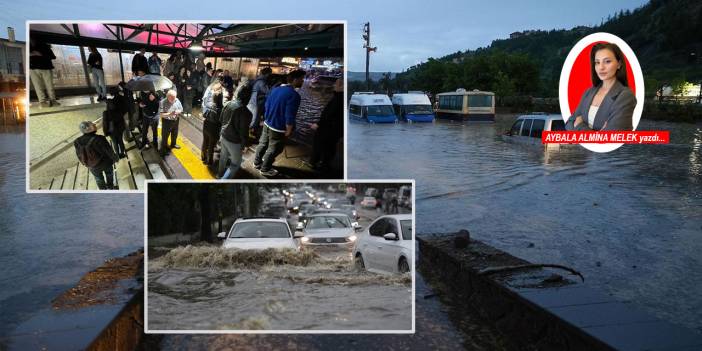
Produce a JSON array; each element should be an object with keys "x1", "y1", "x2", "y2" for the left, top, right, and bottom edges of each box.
[
  {"x1": 353, "y1": 214, "x2": 413, "y2": 274},
  {"x1": 299, "y1": 213, "x2": 359, "y2": 248},
  {"x1": 217, "y1": 217, "x2": 301, "y2": 250}
]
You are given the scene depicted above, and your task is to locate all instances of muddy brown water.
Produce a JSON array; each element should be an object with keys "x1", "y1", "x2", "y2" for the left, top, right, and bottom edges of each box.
[{"x1": 147, "y1": 246, "x2": 412, "y2": 331}]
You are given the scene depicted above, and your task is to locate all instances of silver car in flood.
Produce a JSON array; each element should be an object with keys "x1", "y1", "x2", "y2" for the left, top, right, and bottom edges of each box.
[
  {"x1": 299, "y1": 213, "x2": 359, "y2": 248},
  {"x1": 217, "y1": 217, "x2": 302, "y2": 250}
]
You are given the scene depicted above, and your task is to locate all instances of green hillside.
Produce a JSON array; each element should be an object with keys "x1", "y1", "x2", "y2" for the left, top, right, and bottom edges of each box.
[{"x1": 394, "y1": 0, "x2": 702, "y2": 98}]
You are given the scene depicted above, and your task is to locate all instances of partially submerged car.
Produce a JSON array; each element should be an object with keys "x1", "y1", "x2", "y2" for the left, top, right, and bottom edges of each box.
[
  {"x1": 218, "y1": 217, "x2": 302, "y2": 250},
  {"x1": 299, "y1": 213, "x2": 359, "y2": 248},
  {"x1": 353, "y1": 214, "x2": 413, "y2": 274}
]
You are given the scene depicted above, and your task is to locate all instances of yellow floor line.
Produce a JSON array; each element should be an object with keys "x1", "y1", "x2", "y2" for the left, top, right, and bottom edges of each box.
[{"x1": 158, "y1": 124, "x2": 215, "y2": 180}]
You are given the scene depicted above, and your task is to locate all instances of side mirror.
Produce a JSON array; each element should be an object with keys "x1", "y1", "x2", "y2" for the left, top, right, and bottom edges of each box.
[
  {"x1": 217, "y1": 232, "x2": 226, "y2": 239},
  {"x1": 383, "y1": 233, "x2": 399, "y2": 241},
  {"x1": 293, "y1": 231, "x2": 304, "y2": 238}
]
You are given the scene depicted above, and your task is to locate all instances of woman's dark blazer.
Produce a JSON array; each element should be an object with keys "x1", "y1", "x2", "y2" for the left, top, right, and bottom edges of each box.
[{"x1": 565, "y1": 80, "x2": 636, "y2": 131}]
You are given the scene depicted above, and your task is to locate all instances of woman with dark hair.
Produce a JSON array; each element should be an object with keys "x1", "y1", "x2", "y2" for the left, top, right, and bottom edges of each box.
[
  {"x1": 565, "y1": 42, "x2": 636, "y2": 131},
  {"x1": 177, "y1": 67, "x2": 194, "y2": 116}
]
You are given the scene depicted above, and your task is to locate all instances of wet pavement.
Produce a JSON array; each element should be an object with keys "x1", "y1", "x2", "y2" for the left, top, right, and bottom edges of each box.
[{"x1": 348, "y1": 115, "x2": 702, "y2": 334}]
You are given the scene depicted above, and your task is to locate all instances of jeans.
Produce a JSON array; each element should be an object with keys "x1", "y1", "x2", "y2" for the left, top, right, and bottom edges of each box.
[
  {"x1": 221, "y1": 137, "x2": 243, "y2": 179},
  {"x1": 161, "y1": 118, "x2": 179, "y2": 151},
  {"x1": 89, "y1": 162, "x2": 114, "y2": 190},
  {"x1": 30, "y1": 69, "x2": 56, "y2": 102},
  {"x1": 142, "y1": 117, "x2": 158, "y2": 146},
  {"x1": 91, "y1": 68, "x2": 106, "y2": 97},
  {"x1": 254, "y1": 125, "x2": 286, "y2": 172}
]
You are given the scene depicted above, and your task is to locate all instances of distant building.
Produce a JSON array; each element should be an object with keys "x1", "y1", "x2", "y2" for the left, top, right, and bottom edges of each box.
[{"x1": 0, "y1": 27, "x2": 25, "y2": 92}]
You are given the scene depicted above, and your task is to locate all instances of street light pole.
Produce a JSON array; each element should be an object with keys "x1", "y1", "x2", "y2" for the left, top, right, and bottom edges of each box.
[{"x1": 363, "y1": 22, "x2": 377, "y2": 91}]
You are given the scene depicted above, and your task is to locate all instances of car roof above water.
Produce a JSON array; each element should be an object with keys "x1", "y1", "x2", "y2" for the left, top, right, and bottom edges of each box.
[{"x1": 516, "y1": 113, "x2": 563, "y2": 121}]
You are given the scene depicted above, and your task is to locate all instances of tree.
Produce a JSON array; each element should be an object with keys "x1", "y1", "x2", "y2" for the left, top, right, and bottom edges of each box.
[{"x1": 199, "y1": 184, "x2": 212, "y2": 243}]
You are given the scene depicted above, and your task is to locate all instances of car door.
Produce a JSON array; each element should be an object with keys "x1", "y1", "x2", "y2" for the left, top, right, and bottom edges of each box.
[
  {"x1": 377, "y1": 218, "x2": 403, "y2": 272},
  {"x1": 364, "y1": 218, "x2": 387, "y2": 270}
]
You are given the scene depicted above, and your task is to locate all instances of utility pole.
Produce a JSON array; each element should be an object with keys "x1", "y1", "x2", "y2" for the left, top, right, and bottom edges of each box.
[{"x1": 363, "y1": 22, "x2": 377, "y2": 91}]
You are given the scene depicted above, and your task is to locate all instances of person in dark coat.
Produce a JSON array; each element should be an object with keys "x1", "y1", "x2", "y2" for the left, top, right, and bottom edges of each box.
[
  {"x1": 176, "y1": 67, "x2": 194, "y2": 115},
  {"x1": 103, "y1": 89, "x2": 128, "y2": 158},
  {"x1": 308, "y1": 78, "x2": 343, "y2": 171},
  {"x1": 139, "y1": 91, "x2": 160, "y2": 149},
  {"x1": 131, "y1": 48, "x2": 148, "y2": 77},
  {"x1": 218, "y1": 84, "x2": 253, "y2": 179},
  {"x1": 29, "y1": 38, "x2": 59, "y2": 107},
  {"x1": 87, "y1": 46, "x2": 107, "y2": 101},
  {"x1": 201, "y1": 81, "x2": 224, "y2": 165},
  {"x1": 74, "y1": 121, "x2": 119, "y2": 190}
]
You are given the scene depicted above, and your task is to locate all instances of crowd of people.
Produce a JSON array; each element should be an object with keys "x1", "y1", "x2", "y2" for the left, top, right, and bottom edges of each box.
[{"x1": 65, "y1": 46, "x2": 343, "y2": 188}]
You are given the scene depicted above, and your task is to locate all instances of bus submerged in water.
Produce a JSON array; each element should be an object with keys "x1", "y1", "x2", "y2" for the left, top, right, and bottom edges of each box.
[
  {"x1": 349, "y1": 92, "x2": 398, "y2": 123},
  {"x1": 435, "y1": 89, "x2": 495, "y2": 122},
  {"x1": 391, "y1": 92, "x2": 435, "y2": 123}
]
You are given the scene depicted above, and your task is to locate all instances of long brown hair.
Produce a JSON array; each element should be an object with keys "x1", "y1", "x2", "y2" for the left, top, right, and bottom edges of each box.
[{"x1": 591, "y1": 42, "x2": 628, "y2": 87}]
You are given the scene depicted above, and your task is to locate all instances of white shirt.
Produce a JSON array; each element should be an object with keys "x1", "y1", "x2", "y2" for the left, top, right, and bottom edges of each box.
[{"x1": 588, "y1": 105, "x2": 599, "y2": 129}]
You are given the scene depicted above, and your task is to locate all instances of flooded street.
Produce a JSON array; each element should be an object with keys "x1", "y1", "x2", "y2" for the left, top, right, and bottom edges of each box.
[
  {"x1": 148, "y1": 246, "x2": 411, "y2": 331},
  {"x1": 348, "y1": 115, "x2": 702, "y2": 333},
  {"x1": 147, "y1": 187, "x2": 413, "y2": 332},
  {"x1": 0, "y1": 128, "x2": 143, "y2": 344}
]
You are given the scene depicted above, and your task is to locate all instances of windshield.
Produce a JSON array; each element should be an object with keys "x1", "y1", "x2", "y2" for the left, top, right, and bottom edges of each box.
[
  {"x1": 229, "y1": 222, "x2": 291, "y2": 238},
  {"x1": 366, "y1": 105, "x2": 394, "y2": 116},
  {"x1": 404, "y1": 105, "x2": 433, "y2": 114},
  {"x1": 306, "y1": 216, "x2": 351, "y2": 229},
  {"x1": 400, "y1": 220, "x2": 412, "y2": 240}
]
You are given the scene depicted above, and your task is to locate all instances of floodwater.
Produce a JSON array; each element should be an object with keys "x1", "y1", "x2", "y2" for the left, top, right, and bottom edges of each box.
[
  {"x1": 348, "y1": 115, "x2": 702, "y2": 332},
  {"x1": 0, "y1": 127, "x2": 143, "y2": 342},
  {"x1": 147, "y1": 246, "x2": 412, "y2": 331}
]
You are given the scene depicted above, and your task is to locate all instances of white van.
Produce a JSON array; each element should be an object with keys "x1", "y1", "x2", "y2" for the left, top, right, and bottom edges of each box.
[
  {"x1": 391, "y1": 92, "x2": 435, "y2": 122},
  {"x1": 349, "y1": 92, "x2": 398, "y2": 123}
]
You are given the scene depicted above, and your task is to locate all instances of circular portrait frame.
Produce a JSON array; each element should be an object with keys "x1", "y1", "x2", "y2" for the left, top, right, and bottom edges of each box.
[{"x1": 559, "y1": 32, "x2": 645, "y2": 153}]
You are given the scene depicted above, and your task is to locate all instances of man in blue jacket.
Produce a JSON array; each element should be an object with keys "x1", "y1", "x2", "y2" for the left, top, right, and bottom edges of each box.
[{"x1": 253, "y1": 69, "x2": 306, "y2": 177}]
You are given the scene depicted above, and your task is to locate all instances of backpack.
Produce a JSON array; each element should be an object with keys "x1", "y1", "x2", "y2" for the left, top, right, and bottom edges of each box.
[{"x1": 75, "y1": 136, "x2": 102, "y2": 168}]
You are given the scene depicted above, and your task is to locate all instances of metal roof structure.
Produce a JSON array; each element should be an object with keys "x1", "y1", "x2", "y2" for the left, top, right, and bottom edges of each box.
[{"x1": 29, "y1": 23, "x2": 343, "y2": 57}]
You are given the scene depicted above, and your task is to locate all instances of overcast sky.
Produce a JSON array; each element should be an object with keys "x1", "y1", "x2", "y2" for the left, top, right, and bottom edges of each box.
[{"x1": 1, "y1": 0, "x2": 648, "y2": 72}]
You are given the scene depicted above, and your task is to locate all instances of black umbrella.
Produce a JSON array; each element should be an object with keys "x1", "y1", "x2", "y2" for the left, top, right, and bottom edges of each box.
[{"x1": 126, "y1": 74, "x2": 175, "y2": 92}]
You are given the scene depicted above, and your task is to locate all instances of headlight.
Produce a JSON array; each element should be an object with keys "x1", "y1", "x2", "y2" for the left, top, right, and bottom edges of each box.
[
  {"x1": 293, "y1": 206, "x2": 299, "y2": 211},
  {"x1": 352, "y1": 210, "x2": 357, "y2": 216},
  {"x1": 296, "y1": 222, "x2": 304, "y2": 229},
  {"x1": 301, "y1": 236, "x2": 310, "y2": 243},
  {"x1": 352, "y1": 222, "x2": 359, "y2": 227},
  {"x1": 347, "y1": 235, "x2": 357, "y2": 242}
]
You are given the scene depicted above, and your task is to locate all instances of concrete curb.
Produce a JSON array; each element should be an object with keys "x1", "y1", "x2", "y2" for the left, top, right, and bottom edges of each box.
[
  {"x1": 86, "y1": 289, "x2": 144, "y2": 351},
  {"x1": 418, "y1": 234, "x2": 702, "y2": 351}
]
